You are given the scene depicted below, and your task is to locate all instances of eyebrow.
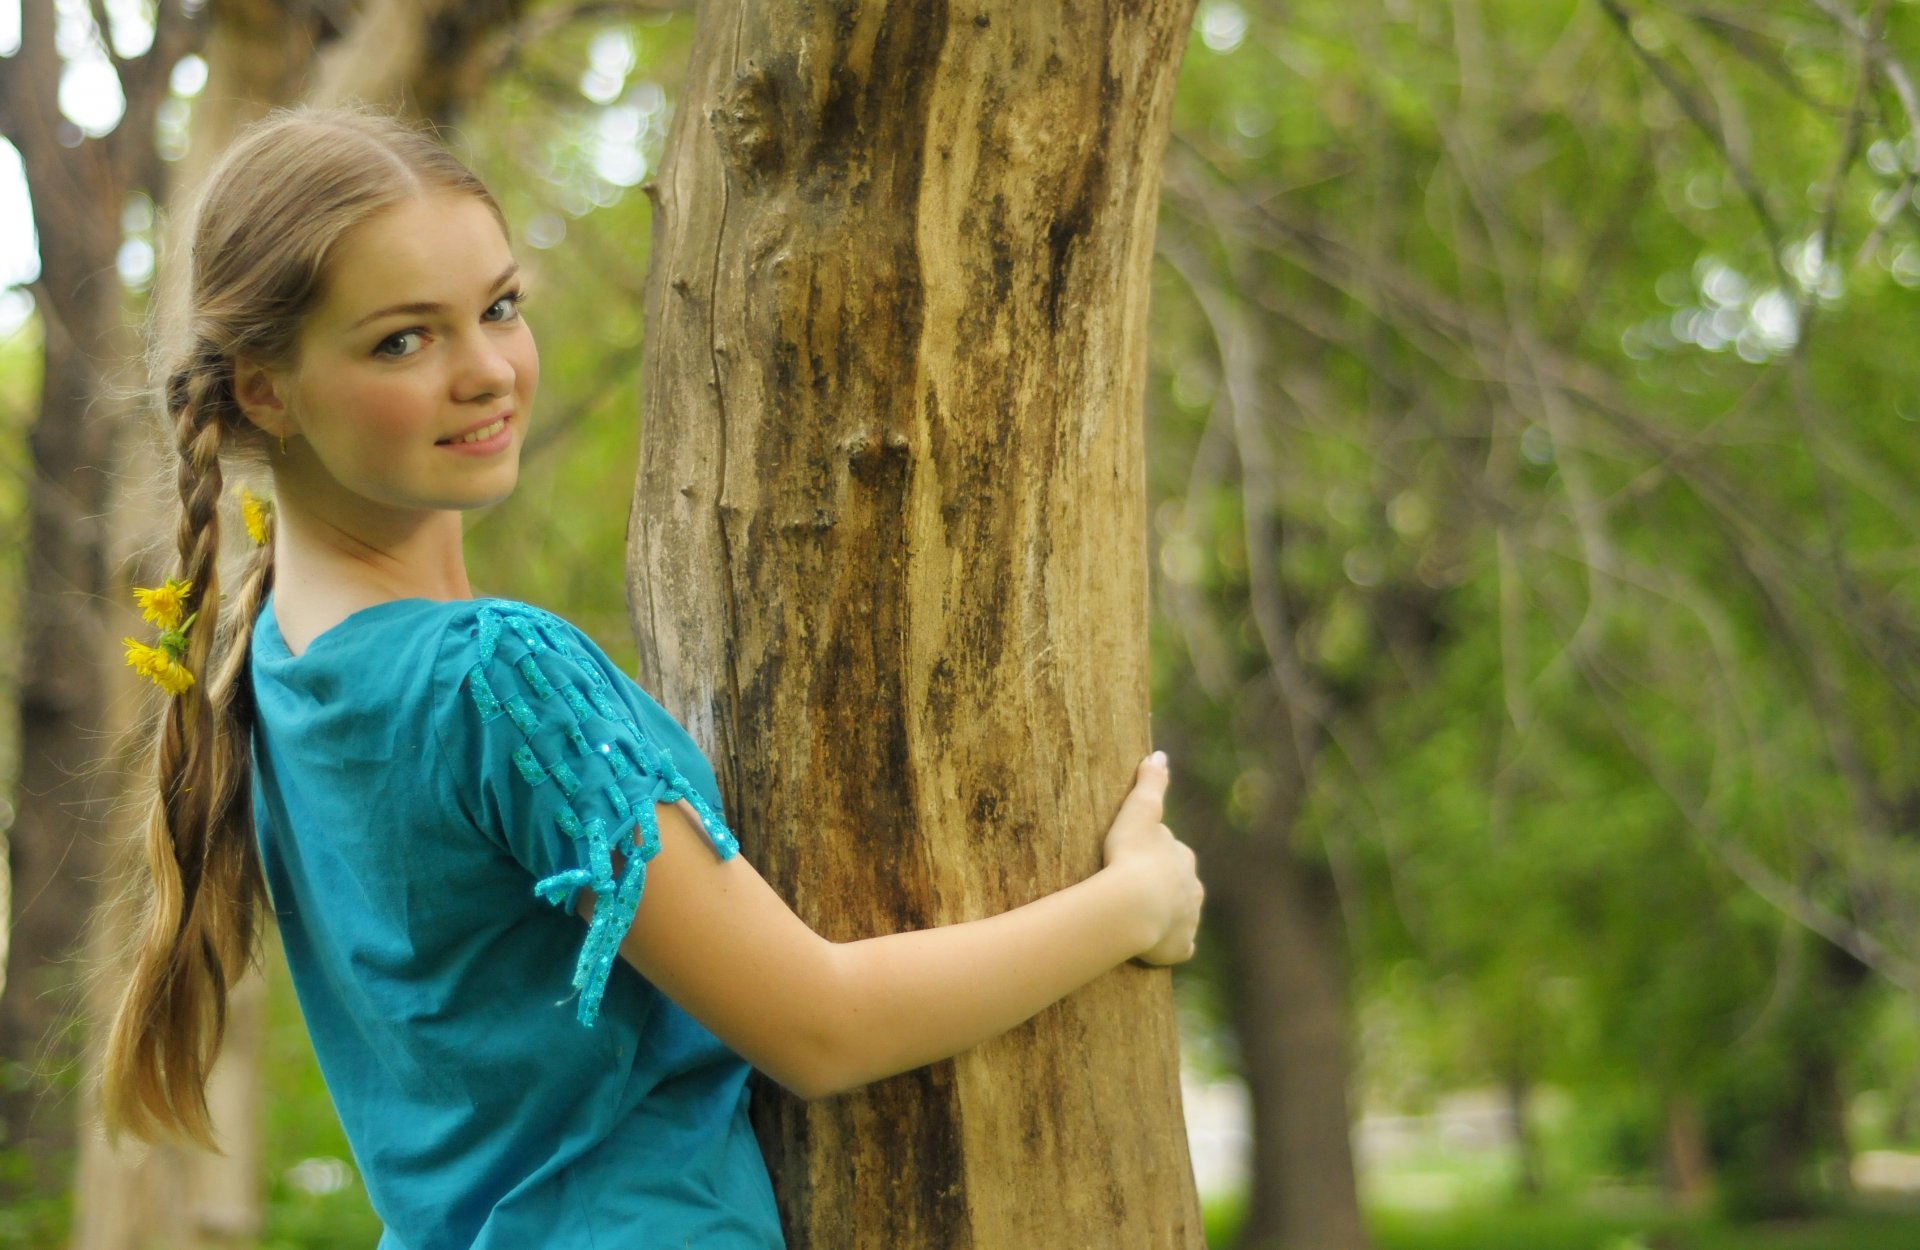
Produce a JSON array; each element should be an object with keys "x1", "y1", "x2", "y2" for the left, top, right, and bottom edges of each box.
[{"x1": 347, "y1": 262, "x2": 521, "y2": 330}]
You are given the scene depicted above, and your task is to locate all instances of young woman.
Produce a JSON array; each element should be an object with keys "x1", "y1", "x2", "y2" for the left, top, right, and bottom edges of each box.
[{"x1": 103, "y1": 104, "x2": 1203, "y2": 1250}]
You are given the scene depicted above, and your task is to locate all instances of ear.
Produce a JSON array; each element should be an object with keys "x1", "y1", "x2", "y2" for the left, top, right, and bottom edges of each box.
[{"x1": 231, "y1": 356, "x2": 294, "y2": 440}]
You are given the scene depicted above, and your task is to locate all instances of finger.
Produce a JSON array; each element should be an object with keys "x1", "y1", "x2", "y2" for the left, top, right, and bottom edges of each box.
[{"x1": 1123, "y1": 752, "x2": 1171, "y2": 818}]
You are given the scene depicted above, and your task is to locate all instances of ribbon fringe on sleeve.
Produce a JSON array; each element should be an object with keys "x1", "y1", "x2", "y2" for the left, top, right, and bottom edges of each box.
[{"x1": 465, "y1": 601, "x2": 739, "y2": 1026}]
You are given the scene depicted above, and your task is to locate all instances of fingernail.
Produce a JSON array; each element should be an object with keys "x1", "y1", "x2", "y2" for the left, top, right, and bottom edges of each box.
[{"x1": 1151, "y1": 750, "x2": 1167, "y2": 765}]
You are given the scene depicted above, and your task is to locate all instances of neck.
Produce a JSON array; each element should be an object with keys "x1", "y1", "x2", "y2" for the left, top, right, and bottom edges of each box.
[{"x1": 266, "y1": 472, "x2": 476, "y2": 609}]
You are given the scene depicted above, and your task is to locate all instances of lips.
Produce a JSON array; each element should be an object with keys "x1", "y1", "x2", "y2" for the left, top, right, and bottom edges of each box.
[{"x1": 436, "y1": 411, "x2": 513, "y2": 444}]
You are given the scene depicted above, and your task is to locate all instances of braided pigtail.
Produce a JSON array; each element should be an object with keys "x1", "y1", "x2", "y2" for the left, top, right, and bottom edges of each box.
[
  {"x1": 100, "y1": 356, "x2": 274, "y2": 1149},
  {"x1": 96, "y1": 101, "x2": 508, "y2": 1147}
]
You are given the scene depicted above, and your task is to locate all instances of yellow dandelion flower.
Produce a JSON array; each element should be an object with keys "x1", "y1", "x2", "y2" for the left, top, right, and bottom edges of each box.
[
  {"x1": 123, "y1": 636, "x2": 167, "y2": 680},
  {"x1": 123, "y1": 632, "x2": 197, "y2": 698},
  {"x1": 132, "y1": 577, "x2": 193, "y2": 631},
  {"x1": 151, "y1": 651, "x2": 196, "y2": 697},
  {"x1": 238, "y1": 485, "x2": 273, "y2": 546}
]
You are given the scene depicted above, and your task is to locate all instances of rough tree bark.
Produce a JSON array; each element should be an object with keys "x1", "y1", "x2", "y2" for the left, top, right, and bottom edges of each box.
[{"x1": 630, "y1": 0, "x2": 1204, "y2": 1244}]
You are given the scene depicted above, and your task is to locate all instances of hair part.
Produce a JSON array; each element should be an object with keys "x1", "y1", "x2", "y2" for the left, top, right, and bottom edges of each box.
[{"x1": 99, "y1": 102, "x2": 506, "y2": 1147}]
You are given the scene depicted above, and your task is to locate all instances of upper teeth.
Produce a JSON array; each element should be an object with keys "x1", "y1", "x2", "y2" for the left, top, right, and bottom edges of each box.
[{"x1": 449, "y1": 418, "x2": 506, "y2": 444}]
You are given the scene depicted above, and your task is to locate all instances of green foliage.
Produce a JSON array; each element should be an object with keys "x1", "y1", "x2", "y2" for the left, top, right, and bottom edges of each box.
[
  {"x1": 0, "y1": 1147, "x2": 69, "y2": 1250},
  {"x1": 1153, "y1": 0, "x2": 1920, "y2": 1220},
  {"x1": 0, "y1": 317, "x2": 39, "y2": 826}
]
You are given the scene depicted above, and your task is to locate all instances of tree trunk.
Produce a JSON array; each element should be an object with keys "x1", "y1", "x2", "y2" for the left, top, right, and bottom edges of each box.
[
  {"x1": 1662, "y1": 1093, "x2": 1712, "y2": 1211},
  {"x1": 630, "y1": 0, "x2": 1204, "y2": 1243},
  {"x1": 1505, "y1": 1069, "x2": 1541, "y2": 1199},
  {"x1": 1215, "y1": 837, "x2": 1370, "y2": 1250}
]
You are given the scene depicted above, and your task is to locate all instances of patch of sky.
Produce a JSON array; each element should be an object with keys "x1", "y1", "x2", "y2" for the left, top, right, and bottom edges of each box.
[
  {"x1": 285, "y1": 1156, "x2": 354, "y2": 1198},
  {"x1": 1, "y1": 2, "x2": 191, "y2": 318},
  {"x1": 580, "y1": 28, "x2": 636, "y2": 106},
  {"x1": 102, "y1": 0, "x2": 153, "y2": 57},
  {"x1": 632, "y1": 78, "x2": 666, "y2": 117},
  {"x1": 1629, "y1": 253, "x2": 1803, "y2": 364},
  {"x1": 1684, "y1": 172, "x2": 1720, "y2": 210},
  {"x1": 525, "y1": 212, "x2": 566, "y2": 250},
  {"x1": 117, "y1": 191, "x2": 153, "y2": 290},
  {"x1": 1890, "y1": 243, "x2": 1920, "y2": 289},
  {"x1": 0, "y1": 138, "x2": 35, "y2": 341},
  {"x1": 1867, "y1": 138, "x2": 1908, "y2": 177},
  {"x1": 1231, "y1": 102, "x2": 1273, "y2": 140},
  {"x1": 60, "y1": 57, "x2": 124, "y2": 138},
  {"x1": 1871, "y1": 186, "x2": 1908, "y2": 222},
  {"x1": 53, "y1": 0, "x2": 156, "y2": 137},
  {"x1": 0, "y1": 287, "x2": 34, "y2": 339},
  {"x1": 156, "y1": 96, "x2": 191, "y2": 160},
  {"x1": 0, "y1": 138, "x2": 36, "y2": 285},
  {"x1": 1197, "y1": 1, "x2": 1247, "y2": 55},
  {"x1": 1784, "y1": 234, "x2": 1844, "y2": 303},
  {"x1": 171, "y1": 53, "x2": 208, "y2": 97},
  {"x1": 594, "y1": 104, "x2": 648, "y2": 188}
]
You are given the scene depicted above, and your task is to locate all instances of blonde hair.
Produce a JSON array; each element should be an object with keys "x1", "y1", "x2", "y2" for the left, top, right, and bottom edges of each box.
[{"x1": 101, "y1": 103, "x2": 505, "y2": 1147}]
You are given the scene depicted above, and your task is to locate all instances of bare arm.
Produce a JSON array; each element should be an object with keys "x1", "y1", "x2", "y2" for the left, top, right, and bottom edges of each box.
[{"x1": 578, "y1": 753, "x2": 1199, "y2": 1100}]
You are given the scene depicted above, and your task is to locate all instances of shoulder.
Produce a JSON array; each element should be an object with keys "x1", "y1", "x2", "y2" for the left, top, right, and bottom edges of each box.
[
  {"x1": 432, "y1": 598, "x2": 607, "y2": 685},
  {"x1": 433, "y1": 595, "x2": 614, "y2": 664},
  {"x1": 430, "y1": 598, "x2": 649, "y2": 749}
]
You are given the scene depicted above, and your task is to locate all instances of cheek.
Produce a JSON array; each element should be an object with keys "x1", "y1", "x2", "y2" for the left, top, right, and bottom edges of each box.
[
  {"x1": 310, "y1": 375, "x2": 433, "y2": 452},
  {"x1": 515, "y1": 327, "x2": 540, "y2": 396}
]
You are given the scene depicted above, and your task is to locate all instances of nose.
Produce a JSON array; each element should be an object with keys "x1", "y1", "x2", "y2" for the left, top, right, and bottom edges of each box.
[{"x1": 454, "y1": 330, "x2": 517, "y2": 403}]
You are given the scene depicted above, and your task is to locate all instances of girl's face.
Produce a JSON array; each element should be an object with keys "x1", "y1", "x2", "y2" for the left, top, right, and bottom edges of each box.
[{"x1": 240, "y1": 192, "x2": 539, "y2": 523}]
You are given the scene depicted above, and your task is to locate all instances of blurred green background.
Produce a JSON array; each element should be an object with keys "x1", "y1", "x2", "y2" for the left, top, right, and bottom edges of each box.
[{"x1": 9, "y1": 1, "x2": 1920, "y2": 1247}]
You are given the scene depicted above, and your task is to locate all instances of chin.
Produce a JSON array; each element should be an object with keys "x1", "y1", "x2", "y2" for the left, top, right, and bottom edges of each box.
[{"x1": 470, "y1": 475, "x2": 521, "y2": 511}]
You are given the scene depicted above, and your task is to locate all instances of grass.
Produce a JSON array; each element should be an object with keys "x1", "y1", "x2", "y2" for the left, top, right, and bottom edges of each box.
[{"x1": 1202, "y1": 1191, "x2": 1920, "y2": 1250}]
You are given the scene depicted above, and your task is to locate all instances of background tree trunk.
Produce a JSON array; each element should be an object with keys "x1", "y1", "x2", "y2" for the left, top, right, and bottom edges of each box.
[
  {"x1": 1215, "y1": 840, "x2": 1369, "y2": 1250},
  {"x1": 630, "y1": 0, "x2": 1205, "y2": 1243},
  {"x1": 1663, "y1": 1094, "x2": 1714, "y2": 1210}
]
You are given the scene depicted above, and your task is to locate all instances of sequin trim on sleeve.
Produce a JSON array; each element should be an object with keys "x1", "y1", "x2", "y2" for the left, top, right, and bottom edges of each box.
[{"x1": 467, "y1": 601, "x2": 739, "y2": 1026}]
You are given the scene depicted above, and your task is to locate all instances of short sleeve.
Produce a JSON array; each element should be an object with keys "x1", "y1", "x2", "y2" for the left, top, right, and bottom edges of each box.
[{"x1": 432, "y1": 599, "x2": 740, "y2": 1027}]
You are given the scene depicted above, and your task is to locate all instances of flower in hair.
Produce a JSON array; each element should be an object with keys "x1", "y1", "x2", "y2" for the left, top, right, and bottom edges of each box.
[
  {"x1": 125, "y1": 577, "x2": 197, "y2": 697},
  {"x1": 237, "y1": 484, "x2": 273, "y2": 547},
  {"x1": 133, "y1": 577, "x2": 193, "y2": 631},
  {"x1": 122, "y1": 637, "x2": 195, "y2": 697}
]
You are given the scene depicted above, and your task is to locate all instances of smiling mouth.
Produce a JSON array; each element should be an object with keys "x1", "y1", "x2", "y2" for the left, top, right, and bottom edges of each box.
[{"x1": 437, "y1": 415, "x2": 509, "y2": 445}]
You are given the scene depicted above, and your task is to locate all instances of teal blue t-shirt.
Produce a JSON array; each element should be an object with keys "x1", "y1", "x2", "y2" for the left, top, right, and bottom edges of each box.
[{"x1": 249, "y1": 588, "x2": 783, "y2": 1250}]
